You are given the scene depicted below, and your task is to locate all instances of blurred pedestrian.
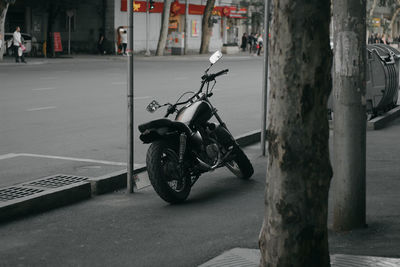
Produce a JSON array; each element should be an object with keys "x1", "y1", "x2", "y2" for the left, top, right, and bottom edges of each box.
[
  {"x1": 120, "y1": 27, "x2": 128, "y2": 56},
  {"x1": 13, "y1": 26, "x2": 26, "y2": 63},
  {"x1": 252, "y1": 34, "x2": 259, "y2": 56},
  {"x1": 248, "y1": 33, "x2": 255, "y2": 54},
  {"x1": 257, "y1": 34, "x2": 263, "y2": 56},
  {"x1": 98, "y1": 32, "x2": 105, "y2": 55},
  {"x1": 241, "y1": 33, "x2": 247, "y2": 51},
  {"x1": 0, "y1": 33, "x2": 3, "y2": 52}
]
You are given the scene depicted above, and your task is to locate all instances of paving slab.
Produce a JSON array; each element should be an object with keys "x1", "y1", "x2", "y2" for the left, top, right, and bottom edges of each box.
[{"x1": 199, "y1": 248, "x2": 400, "y2": 267}]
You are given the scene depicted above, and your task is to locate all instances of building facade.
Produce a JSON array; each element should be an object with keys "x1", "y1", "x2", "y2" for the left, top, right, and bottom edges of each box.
[{"x1": 4, "y1": 0, "x2": 248, "y2": 55}]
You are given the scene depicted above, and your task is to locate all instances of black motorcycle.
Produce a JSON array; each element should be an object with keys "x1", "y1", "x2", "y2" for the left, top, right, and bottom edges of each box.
[{"x1": 138, "y1": 51, "x2": 254, "y2": 204}]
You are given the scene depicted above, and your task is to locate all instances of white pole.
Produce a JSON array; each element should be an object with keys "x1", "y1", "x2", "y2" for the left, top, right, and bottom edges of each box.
[
  {"x1": 184, "y1": 0, "x2": 189, "y2": 55},
  {"x1": 127, "y1": 0, "x2": 135, "y2": 193},
  {"x1": 68, "y1": 16, "x2": 71, "y2": 55},
  {"x1": 261, "y1": 0, "x2": 270, "y2": 156},
  {"x1": 145, "y1": 0, "x2": 150, "y2": 56}
]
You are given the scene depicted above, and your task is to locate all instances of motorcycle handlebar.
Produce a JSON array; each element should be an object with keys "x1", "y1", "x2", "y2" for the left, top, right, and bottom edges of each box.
[
  {"x1": 202, "y1": 69, "x2": 229, "y2": 82},
  {"x1": 214, "y1": 69, "x2": 229, "y2": 77},
  {"x1": 164, "y1": 69, "x2": 229, "y2": 117}
]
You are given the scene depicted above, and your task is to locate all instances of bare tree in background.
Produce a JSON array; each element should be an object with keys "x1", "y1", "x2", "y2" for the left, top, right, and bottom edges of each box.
[
  {"x1": 199, "y1": 0, "x2": 215, "y2": 54},
  {"x1": 156, "y1": 0, "x2": 172, "y2": 56},
  {"x1": 0, "y1": 0, "x2": 15, "y2": 61},
  {"x1": 258, "y1": 0, "x2": 333, "y2": 266}
]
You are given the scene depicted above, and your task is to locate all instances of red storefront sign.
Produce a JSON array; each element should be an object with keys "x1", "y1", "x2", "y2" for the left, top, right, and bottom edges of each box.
[
  {"x1": 121, "y1": 0, "x2": 163, "y2": 12},
  {"x1": 53, "y1": 32, "x2": 63, "y2": 52},
  {"x1": 120, "y1": 0, "x2": 246, "y2": 17}
]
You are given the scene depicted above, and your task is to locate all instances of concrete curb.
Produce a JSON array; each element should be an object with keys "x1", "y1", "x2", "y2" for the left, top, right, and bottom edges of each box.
[
  {"x1": 329, "y1": 106, "x2": 400, "y2": 131},
  {"x1": 0, "y1": 130, "x2": 261, "y2": 223},
  {"x1": 0, "y1": 53, "x2": 259, "y2": 66},
  {"x1": 367, "y1": 106, "x2": 400, "y2": 130},
  {"x1": 0, "y1": 182, "x2": 91, "y2": 223}
]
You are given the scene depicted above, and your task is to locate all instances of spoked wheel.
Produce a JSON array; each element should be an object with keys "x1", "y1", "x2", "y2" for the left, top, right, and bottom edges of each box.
[
  {"x1": 225, "y1": 146, "x2": 254, "y2": 180},
  {"x1": 146, "y1": 141, "x2": 191, "y2": 204}
]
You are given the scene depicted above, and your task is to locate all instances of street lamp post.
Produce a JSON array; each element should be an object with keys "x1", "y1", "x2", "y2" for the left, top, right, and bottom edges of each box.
[
  {"x1": 145, "y1": 0, "x2": 151, "y2": 56},
  {"x1": 127, "y1": 0, "x2": 136, "y2": 193},
  {"x1": 261, "y1": 0, "x2": 270, "y2": 156},
  {"x1": 184, "y1": 0, "x2": 189, "y2": 55},
  {"x1": 66, "y1": 10, "x2": 74, "y2": 56}
]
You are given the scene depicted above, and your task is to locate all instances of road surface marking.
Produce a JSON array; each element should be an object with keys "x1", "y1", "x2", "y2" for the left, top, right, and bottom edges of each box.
[
  {"x1": 134, "y1": 96, "x2": 151, "y2": 100},
  {"x1": 32, "y1": 87, "x2": 56, "y2": 91},
  {"x1": 174, "y1": 77, "x2": 189, "y2": 80},
  {"x1": 0, "y1": 153, "x2": 19, "y2": 160},
  {"x1": 111, "y1": 82, "x2": 127, "y2": 85},
  {"x1": 40, "y1": 77, "x2": 58, "y2": 80},
  {"x1": 27, "y1": 106, "x2": 57, "y2": 111},
  {"x1": 0, "y1": 153, "x2": 139, "y2": 167}
]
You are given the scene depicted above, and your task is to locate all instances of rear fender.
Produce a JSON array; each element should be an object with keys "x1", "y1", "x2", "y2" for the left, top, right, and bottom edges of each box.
[{"x1": 139, "y1": 127, "x2": 180, "y2": 144}]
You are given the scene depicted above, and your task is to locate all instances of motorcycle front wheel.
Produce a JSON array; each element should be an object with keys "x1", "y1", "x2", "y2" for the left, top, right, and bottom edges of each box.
[
  {"x1": 225, "y1": 146, "x2": 254, "y2": 180},
  {"x1": 146, "y1": 141, "x2": 191, "y2": 204}
]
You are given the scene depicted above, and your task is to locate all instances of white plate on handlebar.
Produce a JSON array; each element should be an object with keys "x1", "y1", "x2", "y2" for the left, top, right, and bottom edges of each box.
[{"x1": 209, "y1": 51, "x2": 222, "y2": 65}]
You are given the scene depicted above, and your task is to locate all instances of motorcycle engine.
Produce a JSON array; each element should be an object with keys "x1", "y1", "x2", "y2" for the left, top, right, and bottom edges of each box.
[{"x1": 205, "y1": 143, "x2": 220, "y2": 163}]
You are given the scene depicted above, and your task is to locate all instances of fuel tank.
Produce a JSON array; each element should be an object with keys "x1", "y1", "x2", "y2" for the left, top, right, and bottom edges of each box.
[{"x1": 175, "y1": 101, "x2": 213, "y2": 126}]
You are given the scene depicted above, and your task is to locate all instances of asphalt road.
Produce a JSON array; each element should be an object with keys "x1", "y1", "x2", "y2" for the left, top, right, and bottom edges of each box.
[{"x1": 0, "y1": 55, "x2": 263, "y2": 187}]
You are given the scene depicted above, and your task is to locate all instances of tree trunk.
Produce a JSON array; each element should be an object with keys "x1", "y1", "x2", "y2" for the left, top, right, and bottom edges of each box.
[
  {"x1": 156, "y1": 0, "x2": 171, "y2": 56},
  {"x1": 199, "y1": 0, "x2": 215, "y2": 54},
  {"x1": 332, "y1": 0, "x2": 366, "y2": 231},
  {"x1": 0, "y1": 1, "x2": 9, "y2": 61},
  {"x1": 389, "y1": 7, "x2": 400, "y2": 37},
  {"x1": 258, "y1": 0, "x2": 332, "y2": 266},
  {"x1": 369, "y1": 0, "x2": 378, "y2": 18}
]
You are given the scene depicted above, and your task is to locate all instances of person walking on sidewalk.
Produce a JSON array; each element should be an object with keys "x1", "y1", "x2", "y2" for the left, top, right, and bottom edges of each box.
[
  {"x1": 257, "y1": 34, "x2": 263, "y2": 56},
  {"x1": 248, "y1": 33, "x2": 254, "y2": 54},
  {"x1": 120, "y1": 28, "x2": 128, "y2": 56},
  {"x1": 97, "y1": 32, "x2": 106, "y2": 55},
  {"x1": 13, "y1": 26, "x2": 26, "y2": 63},
  {"x1": 241, "y1": 33, "x2": 247, "y2": 51}
]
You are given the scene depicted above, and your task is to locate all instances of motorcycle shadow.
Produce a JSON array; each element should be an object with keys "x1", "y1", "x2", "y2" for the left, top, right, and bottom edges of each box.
[{"x1": 180, "y1": 173, "x2": 260, "y2": 205}]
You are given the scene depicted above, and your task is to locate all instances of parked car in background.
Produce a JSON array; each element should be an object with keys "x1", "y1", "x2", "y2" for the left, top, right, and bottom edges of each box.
[{"x1": 3, "y1": 33, "x2": 32, "y2": 56}]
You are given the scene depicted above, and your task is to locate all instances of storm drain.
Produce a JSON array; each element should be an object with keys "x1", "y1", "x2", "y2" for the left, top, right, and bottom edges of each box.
[
  {"x1": 0, "y1": 187, "x2": 44, "y2": 201},
  {"x1": 24, "y1": 174, "x2": 89, "y2": 189}
]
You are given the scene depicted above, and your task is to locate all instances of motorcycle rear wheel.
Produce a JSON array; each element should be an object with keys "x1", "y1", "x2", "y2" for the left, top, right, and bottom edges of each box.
[
  {"x1": 146, "y1": 141, "x2": 191, "y2": 204},
  {"x1": 225, "y1": 146, "x2": 254, "y2": 180}
]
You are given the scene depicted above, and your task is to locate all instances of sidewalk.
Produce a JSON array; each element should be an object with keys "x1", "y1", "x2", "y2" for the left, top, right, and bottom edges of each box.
[
  {"x1": 0, "y1": 117, "x2": 400, "y2": 266},
  {"x1": 0, "y1": 51, "x2": 260, "y2": 66}
]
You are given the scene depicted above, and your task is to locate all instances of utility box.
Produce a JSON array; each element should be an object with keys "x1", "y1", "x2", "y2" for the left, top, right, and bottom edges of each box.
[
  {"x1": 328, "y1": 44, "x2": 400, "y2": 119},
  {"x1": 171, "y1": 32, "x2": 184, "y2": 55},
  {"x1": 366, "y1": 44, "x2": 400, "y2": 114}
]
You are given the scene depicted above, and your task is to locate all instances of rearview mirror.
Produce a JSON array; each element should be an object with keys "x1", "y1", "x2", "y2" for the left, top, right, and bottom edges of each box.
[
  {"x1": 209, "y1": 51, "x2": 222, "y2": 65},
  {"x1": 146, "y1": 100, "x2": 161, "y2": 113}
]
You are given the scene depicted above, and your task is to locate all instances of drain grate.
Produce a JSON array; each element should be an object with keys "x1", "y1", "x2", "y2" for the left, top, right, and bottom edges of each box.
[
  {"x1": 0, "y1": 187, "x2": 44, "y2": 201},
  {"x1": 25, "y1": 174, "x2": 88, "y2": 189}
]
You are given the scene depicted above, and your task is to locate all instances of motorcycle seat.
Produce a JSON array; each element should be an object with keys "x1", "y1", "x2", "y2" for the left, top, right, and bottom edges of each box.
[{"x1": 138, "y1": 118, "x2": 192, "y2": 135}]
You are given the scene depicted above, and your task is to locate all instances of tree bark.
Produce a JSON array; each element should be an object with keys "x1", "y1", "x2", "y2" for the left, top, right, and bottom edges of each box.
[
  {"x1": 258, "y1": 0, "x2": 332, "y2": 266},
  {"x1": 156, "y1": 0, "x2": 171, "y2": 56},
  {"x1": 332, "y1": 0, "x2": 366, "y2": 231},
  {"x1": 389, "y1": 6, "x2": 400, "y2": 37},
  {"x1": 0, "y1": 1, "x2": 9, "y2": 61},
  {"x1": 199, "y1": 0, "x2": 215, "y2": 54},
  {"x1": 369, "y1": 0, "x2": 378, "y2": 18}
]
